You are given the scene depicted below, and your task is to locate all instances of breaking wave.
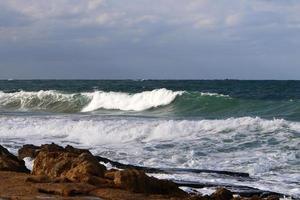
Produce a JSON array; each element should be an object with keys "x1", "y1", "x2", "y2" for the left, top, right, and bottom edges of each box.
[
  {"x1": 1, "y1": 89, "x2": 300, "y2": 120},
  {"x1": 0, "y1": 89, "x2": 184, "y2": 113},
  {"x1": 82, "y1": 88, "x2": 184, "y2": 112}
]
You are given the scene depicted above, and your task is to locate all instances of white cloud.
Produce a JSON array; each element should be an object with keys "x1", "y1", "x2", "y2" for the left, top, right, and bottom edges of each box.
[
  {"x1": 1, "y1": 0, "x2": 300, "y2": 45},
  {"x1": 3, "y1": 0, "x2": 106, "y2": 19}
]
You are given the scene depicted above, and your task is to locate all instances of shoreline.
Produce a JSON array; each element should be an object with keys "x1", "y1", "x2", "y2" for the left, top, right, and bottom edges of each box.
[{"x1": 0, "y1": 143, "x2": 292, "y2": 200}]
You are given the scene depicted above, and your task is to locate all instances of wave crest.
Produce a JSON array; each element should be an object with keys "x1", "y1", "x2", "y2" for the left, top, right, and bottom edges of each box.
[
  {"x1": 0, "y1": 89, "x2": 184, "y2": 112},
  {"x1": 0, "y1": 90, "x2": 88, "y2": 112},
  {"x1": 82, "y1": 88, "x2": 184, "y2": 112}
]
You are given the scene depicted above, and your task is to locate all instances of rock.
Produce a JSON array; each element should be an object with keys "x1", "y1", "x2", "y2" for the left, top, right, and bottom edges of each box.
[
  {"x1": 25, "y1": 175, "x2": 53, "y2": 183},
  {"x1": 265, "y1": 195, "x2": 280, "y2": 200},
  {"x1": 32, "y1": 150, "x2": 106, "y2": 185},
  {"x1": 39, "y1": 143, "x2": 65, "y2": 153},
  {"x1": 25, "y1": 175, "x2": 71, "y2": 183},
  {"x1": 104, "y1": 169, "x2": 118, "y2": 180},
  {"x1": 249, "y1": 196, "x2": 261, "y2": 200},
  {"x1": 113, "y1": 169, "x2": 185, "y2": 196},
  {"x1": 80, "y1": 175, "x2": 115, "y2": 187},
  {"x1": 18, "y1": 144, "x2": 40, "y2": 160},
  {"x1": 18, "y1": 143, "x2": 92, "y2": 160},
  {"x1": 90, "y1": 188, "x2": 188, "y2": 200},
  {"x1": 64, "y1": 145, "x2": 90, "y2": 155},
  {"x1": 37, "y1": 183, "x2": 96, "y2": 196},
  {"x1": 211, "y1": 188, "x2": 233, "y2": 200},
  {"x1": 0, "y1": 145, "x2": 29, "y2": 173}
]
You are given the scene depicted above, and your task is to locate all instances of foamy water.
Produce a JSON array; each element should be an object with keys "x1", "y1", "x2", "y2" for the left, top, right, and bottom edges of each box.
[
  {"x1": 0, "y1": 115, "x2": 299, "y2": 197},
  {"x1": 82, "y1": 88, "x2": 184, "y2": 112},
  {"x1": 0, "y1": 80, "x2": 299, "y2": 198}
]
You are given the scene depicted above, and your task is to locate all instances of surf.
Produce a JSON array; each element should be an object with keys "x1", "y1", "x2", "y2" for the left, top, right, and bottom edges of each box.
[{"x1": 81, "y1": 88, "x2": 184, "y2": 112}]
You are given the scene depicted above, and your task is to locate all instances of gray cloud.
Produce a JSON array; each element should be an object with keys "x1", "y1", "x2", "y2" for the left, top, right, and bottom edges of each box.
[{"x1": 0, "y1": 0, "x2": 300, "y2": 79}]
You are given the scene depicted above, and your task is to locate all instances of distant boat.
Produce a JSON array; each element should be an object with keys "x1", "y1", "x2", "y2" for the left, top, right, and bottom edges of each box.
[{"x1": 7, "y1": 78, "x2": 14, "y2": 81}]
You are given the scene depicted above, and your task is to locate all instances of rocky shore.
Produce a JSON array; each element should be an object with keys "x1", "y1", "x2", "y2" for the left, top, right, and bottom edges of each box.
[{"x1": 0, "y1": 143, "x2": 283, "y2": 200}]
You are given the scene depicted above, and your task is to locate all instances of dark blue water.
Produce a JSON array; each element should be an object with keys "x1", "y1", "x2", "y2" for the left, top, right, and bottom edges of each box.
[{"x1": 1, "y1": 80, "x2": 300, "y2": 99}]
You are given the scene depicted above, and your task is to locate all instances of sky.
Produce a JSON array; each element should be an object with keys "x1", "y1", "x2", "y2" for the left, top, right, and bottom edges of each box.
[{"x1": 0, "y1": 0, "x2": 300, "y2": 79}]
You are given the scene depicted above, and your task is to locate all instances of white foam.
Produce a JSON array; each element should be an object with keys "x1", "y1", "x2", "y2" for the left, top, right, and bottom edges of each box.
[
  {"x1": 23, "y1": 157, "x2": 34, "y2": 171},
  {"x1": 0, "y1": 89, "x2": 183, "y2": 112},
  {"x1": 0, "y1": 90, "x2": 82, "y2": 111},
  {"x1": 81, "y1": 88, "x2": 183, "y2": 112},
  {"x1": 0, "y1": 115, "x2": 299, "y2": 197},
  {"x1": 200, "y1": 92, "x2": 230, "y2": 97}
]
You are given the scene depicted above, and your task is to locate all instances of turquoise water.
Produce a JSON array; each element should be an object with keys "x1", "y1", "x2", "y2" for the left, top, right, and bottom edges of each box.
[
  {"x1": 1, "y1": 80, "x2": 300, "y2": 120},
  {"x1": 0, "y1": 80, "x2": 299, "y2": 197}
]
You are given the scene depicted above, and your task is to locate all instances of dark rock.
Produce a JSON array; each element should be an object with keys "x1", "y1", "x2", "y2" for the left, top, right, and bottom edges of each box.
[
  {"x1": 211, "y1": 188, "x2": 233, "y2": 200},
  {"x1": 0, "y1": 145, "x2": 29, "y2": 173},
  {"x1": 265, "y1": 195, "x2": 280, "y2": 200},
  {"x1": 18, "y1": 144, "x2": 40, "y2": 160},
  {"x1": 64, "y1": 145, "x2": 90, "y2": 155},
  {"x1": 113, "y1": 169, "x2": 186, "y2": 196},
  {"x1": 249, "y1": 196, "x2": 261, "y2": 200},
  {"x1": 39, "y1": 143, "x2": 64, "y2": 153}
]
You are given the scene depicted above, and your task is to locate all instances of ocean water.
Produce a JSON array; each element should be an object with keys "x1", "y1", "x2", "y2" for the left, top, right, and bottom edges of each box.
[{"x1": 0, "y1": 80, "x2": 299, "y2": 197}]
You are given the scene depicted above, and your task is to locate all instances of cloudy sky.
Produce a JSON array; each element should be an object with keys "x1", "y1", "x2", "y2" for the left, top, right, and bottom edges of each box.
[{"x1": 0, "y1": 0, "x2": 299, "y2": 79}]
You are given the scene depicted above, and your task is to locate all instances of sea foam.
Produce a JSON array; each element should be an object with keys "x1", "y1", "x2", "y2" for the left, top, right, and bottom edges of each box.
[
  {"x1": 81, "y1": 88, "x2": 184, "y2": 112},
  {"x1": 0, "y1": 115, "x2": 299, "y2": 197},
  {"x1": 0, "y1": 89, "x2": 184, "y2": 112}
]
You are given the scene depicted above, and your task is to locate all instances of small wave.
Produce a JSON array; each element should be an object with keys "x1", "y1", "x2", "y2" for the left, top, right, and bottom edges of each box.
[
  {"x1": 82, "y1": 88, "x2": 184, "y2": 112},
  {"x1": 199, "y1": 92, "x2": 230, "y2": 97}
]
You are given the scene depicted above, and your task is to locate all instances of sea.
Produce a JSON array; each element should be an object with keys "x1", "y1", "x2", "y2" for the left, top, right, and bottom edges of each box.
[{"x1": 0, "y1": 80, "x2": 299, "y2": 197}]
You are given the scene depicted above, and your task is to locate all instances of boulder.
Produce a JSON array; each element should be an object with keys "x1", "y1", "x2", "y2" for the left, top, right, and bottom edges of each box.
[
  {"x1": 32, "y1": 150, "x2": 106, "y2": 185},
  {"x1": 39, "y1": 143, "x2": 65, "y2": 153},
  {"x1": 18, "y1": 143, "x2": 91, "y2": 160},
  {"x1": 18, "y1": 144, "x2": 40, "y2": 160},
  {"x1": 113, "y1": 169, "x2": 185, "y2": 195},
  {"x1": 0, "y1": 145, "x2": 29, "y2": 173},
  {"x1": 211, "y1": 188, "x2": 233, "y2": 200}
]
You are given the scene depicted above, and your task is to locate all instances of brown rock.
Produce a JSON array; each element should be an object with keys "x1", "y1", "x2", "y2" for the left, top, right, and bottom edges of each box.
[
  {"x1": 18, "y1": 143, "x2": 92, "y2": 160},
  {"x1": 0, "y1": 145, "x2": 29, "y2": 173},
  {"x1": 90, "y1": 188, "x2": 188, "y2": 200},
  {"x1": 32, "y1": 151, "x2": 106, "y2": 185},
  {"x1": 39, "y1": 143, "x2": 65, "y2": 153},
  {"x1": 249, "y1": 196, "x2": 262, "y2": 200},
  {"x1": 26, "y1": 175, "x2": 71, "y2": 183},
  {"x1": 113, "y1": 169, "x2": 186, "y2": 196},
  {"x1": 64, "y1": 145, "x2": 90, "y2": 155},
  {"x1": 104, "y1": 169, "x2": 118, "y2": 180},
  {"x1": 211, "y1": 188, "x2": 233, "y2": 200},
  {"x1": 26, "y1": 175, "x2": 53, "y2": 183},
  {"x1": 18, "y1": 144, "x2": 40, "y2": 160},
  {"x1": 37, "y1": 183, "x2": 96, "y2": 196},
  {"x1": 80, "y1": 175, "x2": 115, "y2": 187},
  {"x1": 265, "y1": 195, "x2": 280, "y2": 200}
]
